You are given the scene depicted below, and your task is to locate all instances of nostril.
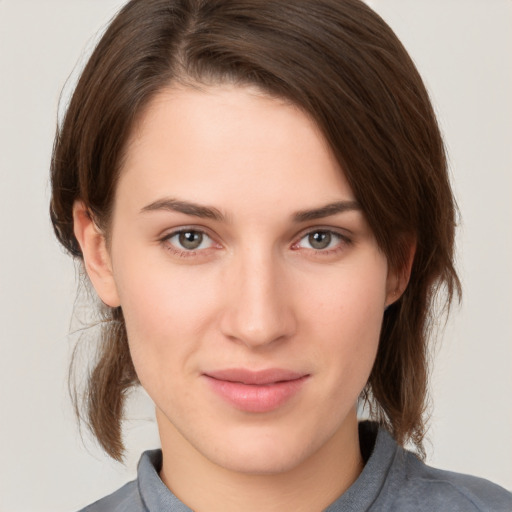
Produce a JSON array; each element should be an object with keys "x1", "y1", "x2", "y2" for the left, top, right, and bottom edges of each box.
[{"x1": 219, "y1": 306, "x2": 297, "y2": 348}]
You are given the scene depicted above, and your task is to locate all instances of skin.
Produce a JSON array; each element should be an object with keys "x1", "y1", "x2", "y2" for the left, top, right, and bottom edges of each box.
[{"x1": 74, "y1": 85, "x2": 407, "y2": 512}]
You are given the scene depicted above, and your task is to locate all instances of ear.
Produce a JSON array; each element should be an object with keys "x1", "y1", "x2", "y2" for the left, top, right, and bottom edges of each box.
[
  {"x1": 73, "y1": 201, "x2": 120, "y2": 307},
  {"x1": 385, "y1": 240, "x2": 416, "y2": 307}
]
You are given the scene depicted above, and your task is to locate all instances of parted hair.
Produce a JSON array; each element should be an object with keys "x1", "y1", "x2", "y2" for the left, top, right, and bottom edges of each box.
[{"x1": 50, "y1": 0, "x2": 460, "y2": 461}]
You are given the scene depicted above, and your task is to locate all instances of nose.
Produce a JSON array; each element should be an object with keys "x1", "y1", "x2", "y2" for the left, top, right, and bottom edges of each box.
[{"x1": 219, "y1": 248, "x2": 297, "y2": 348}]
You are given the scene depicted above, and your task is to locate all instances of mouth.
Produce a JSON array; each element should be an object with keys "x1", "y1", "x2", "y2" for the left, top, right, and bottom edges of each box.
[{"x1": 202, "y1": 368, "x2": 310, "y2": 413}]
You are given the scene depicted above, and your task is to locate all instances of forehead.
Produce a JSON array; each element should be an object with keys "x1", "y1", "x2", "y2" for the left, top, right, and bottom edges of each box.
[{"x1": 117, "y1": 85, "x2": 354, "y2": 216}]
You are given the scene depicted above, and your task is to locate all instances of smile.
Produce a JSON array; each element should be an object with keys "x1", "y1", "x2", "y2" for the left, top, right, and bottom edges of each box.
[{"x1": 203, "y1": 368, "x2": 310, "y2": 413}]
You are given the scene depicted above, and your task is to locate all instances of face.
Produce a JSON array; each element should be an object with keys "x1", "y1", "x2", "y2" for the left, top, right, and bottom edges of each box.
[{"x1": 98, "y1": 85, "x2": 396, "y2": 474}]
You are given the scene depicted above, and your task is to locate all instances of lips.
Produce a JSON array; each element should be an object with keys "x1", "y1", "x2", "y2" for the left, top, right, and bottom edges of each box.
[{"x1": 203, "y1": 368, "x2": 309, "y2": 413}]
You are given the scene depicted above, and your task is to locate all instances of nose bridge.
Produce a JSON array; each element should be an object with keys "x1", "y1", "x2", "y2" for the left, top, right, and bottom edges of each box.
[{"x1": 220, "y1": 243, "x2": 296, "y2": 347}]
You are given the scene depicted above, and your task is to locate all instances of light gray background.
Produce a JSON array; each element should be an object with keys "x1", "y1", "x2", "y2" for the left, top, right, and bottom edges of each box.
[{"x1": 0, "y1": 1, "x2": 510, "y2": 511}]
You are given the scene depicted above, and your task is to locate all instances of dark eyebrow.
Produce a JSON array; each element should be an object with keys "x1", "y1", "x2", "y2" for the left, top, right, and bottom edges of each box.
[
  {"x1": 293, "y1": 201, "x2": 362, "y2": 222},
  {"x1": 140, "y1": 198, "x2": 225, "y2": 221},
  {"x1": 140, "y1": 198, "x2": 360, "y2": 223}
]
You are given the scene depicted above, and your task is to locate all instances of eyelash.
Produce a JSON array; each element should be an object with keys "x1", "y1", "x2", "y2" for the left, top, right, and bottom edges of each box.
[
  {"x1": 292, "y1": 229, "x2": 352, "y2": 256},
  {"x1": 160, "y1": 227, "x2": 352, "y2": 259},
  {"x1": 160, "y1": 228, "x2": 218, "y2": 258}
]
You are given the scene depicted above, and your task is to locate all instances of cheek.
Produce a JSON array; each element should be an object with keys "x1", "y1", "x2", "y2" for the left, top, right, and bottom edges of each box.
[
  {"x1": 112, "y1": 253, "x2": 220, "y2": 385},
  {"x1": 301, "y1": 258, "x2": 387, "y2": 383},
  {"x1": 304, "y1": 255, "x2": 387, "y2": 330}
]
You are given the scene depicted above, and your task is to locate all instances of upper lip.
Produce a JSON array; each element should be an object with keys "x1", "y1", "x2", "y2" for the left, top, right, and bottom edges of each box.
[{"x1": 204, "y1": 368, "x2": 308, "y2": 385}]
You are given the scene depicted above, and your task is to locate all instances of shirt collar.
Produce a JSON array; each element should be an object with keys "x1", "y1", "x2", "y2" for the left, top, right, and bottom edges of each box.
[{"x1": 136, "y1": 421, "x2": 399, "y2": 512}]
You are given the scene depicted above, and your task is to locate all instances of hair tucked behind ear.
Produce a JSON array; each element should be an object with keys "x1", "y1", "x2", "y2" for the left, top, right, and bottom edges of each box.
[{"x1": 51, "y1": 0, "x2": 460, "y2": 461}]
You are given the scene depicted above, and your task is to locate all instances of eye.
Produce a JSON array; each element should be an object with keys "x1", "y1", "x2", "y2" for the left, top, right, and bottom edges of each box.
[
  {"x1": 295, "y1": 229, "x2": 349, "y2": 252},
  {"x1": 164, "y1": 229, "x2": 215, "y2": 251},
  {"x1": 305, "y1": 231, "x2": 334, "y2": 250}
]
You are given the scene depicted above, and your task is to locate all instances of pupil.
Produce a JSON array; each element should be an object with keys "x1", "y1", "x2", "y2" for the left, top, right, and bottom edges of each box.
[
  {"x1": 309, "y1": 231, "x2": 331, "y2": 249},
  {"x1": 179, "y1": 231, "x2": 202, "y2": 250}
]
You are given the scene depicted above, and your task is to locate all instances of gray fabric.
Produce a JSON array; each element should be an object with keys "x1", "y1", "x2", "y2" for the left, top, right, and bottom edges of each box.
[{"x1": 78, "y1": 422, "x2": 512, "y2": 511}]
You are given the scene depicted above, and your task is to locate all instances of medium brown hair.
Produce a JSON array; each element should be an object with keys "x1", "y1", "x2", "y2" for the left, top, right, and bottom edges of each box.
[{"x1": 50, "y1": 0, "x2": 460, "y2": 461}]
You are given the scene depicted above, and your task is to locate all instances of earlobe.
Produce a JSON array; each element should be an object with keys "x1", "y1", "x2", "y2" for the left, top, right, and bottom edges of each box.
[
  {"x1": 72, "y1": 201, "x2": 120, "y2": 308},
  {"x1": 385, "y1": 240, "x2": 416, "y2": 307}
]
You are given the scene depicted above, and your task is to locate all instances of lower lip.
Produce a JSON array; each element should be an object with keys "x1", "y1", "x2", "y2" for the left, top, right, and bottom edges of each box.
[{"x1": 204, "y1": 375, "x2": 309, "y2": 413}]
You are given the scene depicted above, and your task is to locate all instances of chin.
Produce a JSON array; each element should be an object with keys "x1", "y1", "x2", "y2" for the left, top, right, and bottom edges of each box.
[
  {"x1": 200, "y1": 423, "x2": 323, "y2": 475},
  {"x1": 213, "y1": 444, "x2": 310, "y2": 475}
]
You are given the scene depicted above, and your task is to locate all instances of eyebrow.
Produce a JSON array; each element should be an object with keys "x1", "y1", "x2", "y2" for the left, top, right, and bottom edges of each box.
[
  {"x1": 140, "y1": 198, "x2": 225, "y2": 221},
  {"x1": 293, "y1": 200, "x2": 362, "y2": 222},
  {"x1": 140, "y1": 197, "x2": 361, "y2": 223}
]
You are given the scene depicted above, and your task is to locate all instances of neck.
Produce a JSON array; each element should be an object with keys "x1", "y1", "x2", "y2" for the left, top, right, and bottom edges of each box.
[{"x1": 157, "y1": 409, "x2": 363, "y2": 512}]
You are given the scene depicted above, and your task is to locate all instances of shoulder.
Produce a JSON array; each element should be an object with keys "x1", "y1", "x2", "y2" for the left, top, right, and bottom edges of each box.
[
  {"x1": 391, "y1": 450, "x2": 512, "y2": 512},
  {"x1": 328, "y1": 423, "x2": 511, "y2": 512},
  {"x1": 76, "y1": 480, "x2": 145, "y2": 512},
  {"x1": 75, "y1": 449, "x2": 164, "y2": 512}
]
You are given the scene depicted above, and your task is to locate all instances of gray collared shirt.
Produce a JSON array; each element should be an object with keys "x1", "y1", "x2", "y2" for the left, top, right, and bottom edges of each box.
[{"x1": 78, "y1": 422, "x2": 512, "y2": 511}]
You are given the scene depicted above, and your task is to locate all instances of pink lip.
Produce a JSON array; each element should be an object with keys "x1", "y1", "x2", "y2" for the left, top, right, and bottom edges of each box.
[{"x1": 203, "y1": 368, "x2": 309, "y2": 413}]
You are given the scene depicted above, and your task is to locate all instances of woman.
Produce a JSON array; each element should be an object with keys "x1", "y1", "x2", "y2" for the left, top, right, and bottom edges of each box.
[{"x1": 50, "y1": 0, "x2": 512, "y2": 510}]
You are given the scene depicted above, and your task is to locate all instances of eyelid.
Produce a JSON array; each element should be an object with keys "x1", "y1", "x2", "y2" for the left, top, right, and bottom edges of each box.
[
  {"x1": 160, "y1": 225, "x2": 216, "y2": 242},
  {"x1": 294, "y1": 225, "x2": 352, "y2": 242},
  {"x1": 158, "y1": 224, "x2": 352, "y2": 258},
  {"x1": 160, "y1": 226, "x2": 222, "y2": 254},
  {"x1": 291, "y1": 226, "x2": 353, "y2": 252}
]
